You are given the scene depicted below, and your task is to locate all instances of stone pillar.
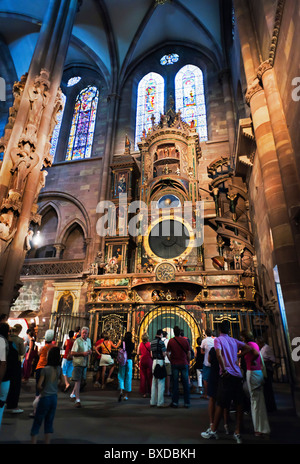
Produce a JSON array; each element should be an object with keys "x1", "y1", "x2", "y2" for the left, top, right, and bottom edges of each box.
[
  {"x1": 0, "y1": 0, "x2": 79, "y2": 315},
  {"x1": 257, "y1": 60, "x2": 300, "y2": 267},
  {"x1": 234, "y1": 0, "x2": 300, "y2": 414},
  {"x1": 219, "y1": 69, "x2": 236, "y2": 156}
]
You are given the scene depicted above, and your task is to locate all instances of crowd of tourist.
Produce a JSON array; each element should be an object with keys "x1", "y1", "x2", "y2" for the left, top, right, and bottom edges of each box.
[{"x1": 0, "y1": 314, "x2": 277, "y2": 444}]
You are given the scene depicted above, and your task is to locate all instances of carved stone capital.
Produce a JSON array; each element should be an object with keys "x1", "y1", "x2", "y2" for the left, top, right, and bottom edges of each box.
[
  {"x1": 245, "y1": 79, "x2": 263, "y2": 105},
  {"x1": 257, "y1": 60, "x2": 273, "y2": 80}
]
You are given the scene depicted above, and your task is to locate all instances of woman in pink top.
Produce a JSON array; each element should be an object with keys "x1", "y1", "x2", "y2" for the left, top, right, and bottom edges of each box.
[
  {"x1": 240, "y1": 330, "x2": 270, "y2": 437},
  {"x1": 137, "y1": 333, "x2": 152, "y2": 397}
]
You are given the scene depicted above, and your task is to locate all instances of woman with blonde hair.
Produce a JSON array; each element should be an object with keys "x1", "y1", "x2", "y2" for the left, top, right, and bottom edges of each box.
[{"x1": 137, "y1": 333, "x2": 152, "y2": 398}]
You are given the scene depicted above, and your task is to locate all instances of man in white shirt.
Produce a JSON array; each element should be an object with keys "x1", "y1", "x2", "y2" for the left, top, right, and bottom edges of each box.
[
  {"x1": 200, "y1": 329, "x2": 215, "y2": 398},
  {"x1": 70, "y1": 327, "x2": 92, "y2": 408}
]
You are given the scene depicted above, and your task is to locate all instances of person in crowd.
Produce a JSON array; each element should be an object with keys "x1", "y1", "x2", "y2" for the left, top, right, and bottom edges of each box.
[
  {"x1": 22, "y1": 331, "x2": 38, "y2": 382},
  {"x1": 6, "y1": 324, "x2": 25, "y2": 413},
  {"x1": 30, "y1": 329, "x2": 56, "y2": 417},
  {"x1": 195, "y1": 336, "x2": 204, "y2": 394},
  {"x1": 73, "y1": 326, "x2": 81, "y2": 339},
  {"x1": 256, "y1": 336, "x2": 277, "y2": 413},
  {"x1": 137, "y1": 333, "x2": 152, "y2": 398},
  {"x1": 99, "y1": 333, "x2": 121, "y2": 389},
  {"x1": 206, "y1": 346, "x2": 229, "y2": 434},
  {"x1": 150, "y1": 329, "x2": 167, "y2": 408},
  {"x1": 166, "y1": 325, "x2": 191, "y2": 408},
  {"x1": 23, "y1": 329, "x2": 31, "y2": 352},
  {"x1": 201, "y1": 320, "x2": 258, "y2": 444},
  {"x1": 200, "y1": 329, "x2": 215, "y2": 399},
  {"x1": 30, "y1": 346, "x2": 62, "y2": 444},
  {"x1": 240, "y1": 330, "x2": 271, "y2": 437},
  {"x1": 118, "y1": 331, "x2": 135, "y2": 401},
  {"x1": 162, "y1": 330, "x2": 171, "y2": 397},
  {"x1": 0, "y1": 323, "x2": 11, "y2": 428},
  {"x1": 61, "y1": 330, "x2": 74, "y2": 392},
  {"x1": 70, "y1": 327, "x2": 92, "y2": 408},
  {"x1": 93, "y1": 332, "x2": 104, "y2": 387}
]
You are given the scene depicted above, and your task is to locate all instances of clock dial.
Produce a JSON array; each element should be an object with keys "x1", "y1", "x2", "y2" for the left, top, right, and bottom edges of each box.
[
  {"x1": 156, "y1": 263, "x2": 175, "y2": 282},
  {"x1": 148, "y1": 219, "x2": 190, "y2": 259}
]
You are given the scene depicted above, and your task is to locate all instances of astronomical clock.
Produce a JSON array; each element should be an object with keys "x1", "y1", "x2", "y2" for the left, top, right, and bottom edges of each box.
[{"x1": 86, "y1": 109, "x2": 259, "y2": 357}]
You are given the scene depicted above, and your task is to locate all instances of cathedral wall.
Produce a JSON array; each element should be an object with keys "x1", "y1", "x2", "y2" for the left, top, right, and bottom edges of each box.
[{"x1": 273, "y1": 0, "x2": 300, "y2": 175}]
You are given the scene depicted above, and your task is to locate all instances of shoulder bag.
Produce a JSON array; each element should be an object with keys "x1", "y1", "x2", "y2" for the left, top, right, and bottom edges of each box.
[{"x1": 153, "y1": 339, "x2": 167, "y2": 379}]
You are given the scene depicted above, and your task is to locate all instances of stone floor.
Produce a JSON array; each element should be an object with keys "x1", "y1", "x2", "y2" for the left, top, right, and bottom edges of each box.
[{"x1": 1, "y1": 372, "x2": 300, "y2": 448}]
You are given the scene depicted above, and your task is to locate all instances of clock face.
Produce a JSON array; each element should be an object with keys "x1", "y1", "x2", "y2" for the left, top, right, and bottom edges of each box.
[
  {"x1": 148, "y1": 219, "x2": 190, "y2": 259},
  {"x1": 155, "y1": 263, "x2": 176, "y2": 282}
]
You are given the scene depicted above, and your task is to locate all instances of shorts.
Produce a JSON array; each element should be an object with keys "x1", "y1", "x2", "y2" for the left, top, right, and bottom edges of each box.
[
  {"x1": 62, "y1": 358, "x2": 73, "y2": 378},
  {"x1": 72, "y1": 366, "x2": 86, "y2": 382},
  {"x1": 216, "y1": 373, "x2": 244, "y2": 409},
  {"x1": 99, "y1": 354, "x2": 114, "y2": 367},
  {"x1": 202, "y1": 364, "x2": 211, "y2": 382}
]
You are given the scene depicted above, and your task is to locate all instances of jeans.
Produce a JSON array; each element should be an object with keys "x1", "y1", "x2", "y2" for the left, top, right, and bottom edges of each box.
[
  {"x1": 171, "y1": 364, "x2": 190, "y2": 406},
  {"x1": 0, "y1": 380, "x2": 10, "y2": 428},
  {"x1": 150, "y1": 359, "x2": 165, "y2": 406},
  {"x1": 118, "y1": 359, "x2": 133, "y2": 392},
  {"x1": 31, "y1": 394, "x2": 57, "y2": 436}
]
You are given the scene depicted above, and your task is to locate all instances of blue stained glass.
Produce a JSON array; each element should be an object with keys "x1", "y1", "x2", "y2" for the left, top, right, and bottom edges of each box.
[
  {"x1": 66, "y1": 85, "x2": 99, "y2": 161},
  {"x1": 175, "y1": 65, "x2": 208, "y2": 141},
  {"x1": 160, "y1": 54, "x2": 179, "y2": 66},
  {"x1": 135, "y1": 72, "x2": 164, "y2": 149},
  {"x1": 50, "y1": 93, "x2": 66, "y2": 160},
  {"x1": 67, "y1": 76, "x2": 81, "y2": 87}
]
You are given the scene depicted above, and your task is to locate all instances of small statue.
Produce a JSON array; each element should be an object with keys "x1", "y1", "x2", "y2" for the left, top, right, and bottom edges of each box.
[{"x1": 105, "y1": 257, "x2": 119, "y2": 274}]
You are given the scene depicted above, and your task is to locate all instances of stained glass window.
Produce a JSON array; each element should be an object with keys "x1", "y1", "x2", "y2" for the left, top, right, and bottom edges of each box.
[
  {"x1": 50, "y1": 93, "x2": 66, "y2": 160},
  {"x1": 160, "y1": 53, "x2": 179, "y2": 66},
  {"x1": 67, "y1": 76, "x2": 81, "y2": 87},
  {"x1": 175, "y1": 65, "x2": 208, "y2": 141},
  {"x1": 135, "y1": 72, "x2": 164, "y2": 149},
  {"x1": 66, "y1": 85, "x2": 99, "y2": 161}
]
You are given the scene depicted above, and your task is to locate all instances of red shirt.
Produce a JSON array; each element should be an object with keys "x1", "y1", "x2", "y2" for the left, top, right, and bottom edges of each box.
[
  {"x1": 167, "y1": 336, "x2": 190, "y2": 365},
  {"x1": 63, "y1": 338, "x2": 74, "y2": 359},
  {"x1": 95, "y1": 338, "x2": 104, "y2": 359}
]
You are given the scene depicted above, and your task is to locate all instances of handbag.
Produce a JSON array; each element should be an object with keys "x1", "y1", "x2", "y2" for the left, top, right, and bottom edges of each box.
[
  {"x1": 153, "y1": 339, "x2": 167, "y2": 379},
  {"x1": 117, "y1": 342, "x2": 127, "y2": 366},
  {"x1": 154, "y1": 362, "x2": 167, "y2": 379}
]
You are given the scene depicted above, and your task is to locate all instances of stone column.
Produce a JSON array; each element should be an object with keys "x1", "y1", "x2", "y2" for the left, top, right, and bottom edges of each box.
[
  {"x1": 234, "y1": 0, "x2": 300, "y2": 414},
  {"x1": 219, "y1": 69, "x2": 236, "y2": 156},
  {"x1": 257, "y1": 60, "x2": 300, "y2": 267},
  {"x1": 0, "y1": 0, "x2": 79, "y2": 315}
]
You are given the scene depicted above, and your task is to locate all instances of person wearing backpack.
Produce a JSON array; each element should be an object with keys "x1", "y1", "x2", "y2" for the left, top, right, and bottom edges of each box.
[
  {"x1": 118, "y1": 332, "x2": 135, "y2": 402},
  {"x1": 99, "y1": 333, "x2": 121, "y2": 389}
]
